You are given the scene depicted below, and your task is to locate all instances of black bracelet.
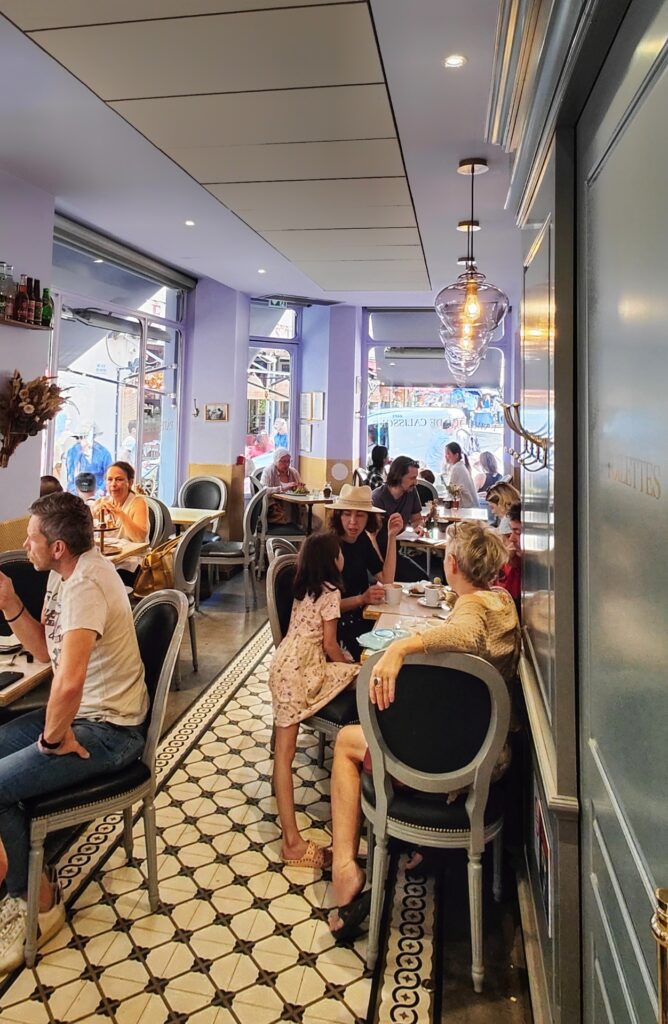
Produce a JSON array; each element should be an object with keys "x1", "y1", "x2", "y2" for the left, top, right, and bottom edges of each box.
[
  {"x1": 4, "y1": 603, "x2": 25, "y2": 625},
  {"x1": 39, "y1": 733, "x2": 63, "y2": 750}
]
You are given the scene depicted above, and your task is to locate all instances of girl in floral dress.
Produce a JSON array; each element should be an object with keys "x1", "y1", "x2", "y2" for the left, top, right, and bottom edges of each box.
[{"x1": 269, "y1": 533, "x2": 359, "y2": 869}]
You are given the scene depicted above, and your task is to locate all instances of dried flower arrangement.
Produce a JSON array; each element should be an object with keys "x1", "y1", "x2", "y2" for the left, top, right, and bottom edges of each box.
[
  {"x1": 447, "y1": 482, "x2": 462, "y2": 499},
  {"x1": 0, "y1": 370, "x2": 67, "y2": 468}
]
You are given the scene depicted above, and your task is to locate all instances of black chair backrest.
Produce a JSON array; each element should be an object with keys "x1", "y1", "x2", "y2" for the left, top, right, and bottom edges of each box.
[
  {"x1": 182, "y1": 478, "x2": 224, "y2": 510},
  {"x1": 274, "y1": 561, "x2": 297, "y2": 640},
  {"x1": 134, "y1": 599, "x2": 180, "y2": 710},
  {"x1": 416, "y1": 482, "x2": 438, "y2": 506},
  {"x1": 181, "y1": 520, "x2": 208, "y2": 583},
  {"x1": 376, "y1": 664, "x2": 492, "y2": 775},
  {"x1": 0, "y1": 555, "x2": 49, "y2": 637},
  {"x1": 147, "y1": 503, "x2": 157, "y2": 543},
  {"x1": 248, "y1": 488, "x2": 266, "y2": 537}
]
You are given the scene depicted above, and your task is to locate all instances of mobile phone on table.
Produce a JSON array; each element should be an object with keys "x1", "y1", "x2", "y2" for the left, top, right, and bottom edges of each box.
[{"x1": 0, "y1": 671, "x2": 24, "y2": 691}]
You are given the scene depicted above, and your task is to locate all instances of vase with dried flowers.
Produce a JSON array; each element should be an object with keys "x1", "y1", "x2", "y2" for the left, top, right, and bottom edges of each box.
[
  {"x1": 0, "y1": 370, "x2": 67, "y2": 468},
  {"x1": 447, "y1": 482, "x2": 462, "y2": 511}
]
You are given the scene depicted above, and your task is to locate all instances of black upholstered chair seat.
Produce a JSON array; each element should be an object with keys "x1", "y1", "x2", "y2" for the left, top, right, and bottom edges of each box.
[
  {"x1": 24, "y1": 761, "x2": 151, "y2": 819},
  {"x1": 202, "y1": 539, "x2": 254, "y2": 557},
  {"x1": 361, "y1": 772, "x2": 504, "y2": 831},
  {"x1": 311, "y1": 690, "x2": 358, "y2": 727},
  {"x1": 266, "y1": 522, "x2": 305, "y2": 537}
]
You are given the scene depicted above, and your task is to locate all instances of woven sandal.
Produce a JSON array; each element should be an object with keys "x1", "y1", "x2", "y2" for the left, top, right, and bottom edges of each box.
[{"x1": 281, "y1": 839, "x2": 332, "y2": 870}]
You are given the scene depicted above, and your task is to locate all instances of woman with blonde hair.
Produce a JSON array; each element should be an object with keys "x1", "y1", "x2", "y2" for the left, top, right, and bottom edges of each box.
[
  {"x1": 486, "y1": 481, "x2": 521, "y2": 535},
  {"x1": 327, "y1": 520, "x2": 520, "y2": 940}
]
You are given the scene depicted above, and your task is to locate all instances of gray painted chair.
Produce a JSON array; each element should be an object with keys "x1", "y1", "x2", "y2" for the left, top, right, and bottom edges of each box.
[
  {"x1": 145, "y1": 496, "x2": 164, "y2": 547},
  {"x1": 199, "y1": 487, "x2": 265, "y2": 612},
  {"x1": 257, "y1": 491, "x2": 306, "y2": 576},
  {"x1": 415, "y1": 479, "x2": 439, "y2": 504},
  {"x1": 266, "y1": 537, "x2": 299, "y2": 563},
  {"x1": 22, "y1": 589, "x2": 187, "y2": 967},
  {"x1": 357, "y1": 651, "x2": 510, "y2": 986},
  {"x1": 352, "y1": 467, "x2": 368, "y2": 486},
  {"x1": 249, "y1": 471, "x2": 264, "y2": 495},
  {"x1": 172, "y1": 516, "x2": 214, "y2": 670},
  {"x1": 153, "y1": 498, "x2": 175, "y2": 546},
  {"x1": 266, "y1": 554, "x2": 358, "y2": 766}
]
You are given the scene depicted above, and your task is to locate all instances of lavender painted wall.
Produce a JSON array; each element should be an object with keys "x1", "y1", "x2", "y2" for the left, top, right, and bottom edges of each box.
[
  {"x1": 300, "y1": 305, "x2": 330, "y2": 460},
  {"x1": 0, "y1": 169, "x2": 55, "y2": 519},
  {"x1": 180, "y1": 276, "x2": 249, "y2": 475},
  {"x1": 325, "y1": 305, "x2": 360, "y2": 465}
]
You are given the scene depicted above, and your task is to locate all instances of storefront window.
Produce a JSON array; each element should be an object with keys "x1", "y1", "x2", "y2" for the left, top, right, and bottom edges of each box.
[{"x1": 245, "y1": 346, "x2": 292, "y2": 472}]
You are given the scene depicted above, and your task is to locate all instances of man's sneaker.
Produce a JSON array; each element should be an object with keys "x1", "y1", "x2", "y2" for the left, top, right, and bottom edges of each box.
[
  {"x1": 0, "y1": 886, "x2": 65, "y2": 974},
  {"x1": 0, "y1": 896, "x2": 23, "y2": 930}
]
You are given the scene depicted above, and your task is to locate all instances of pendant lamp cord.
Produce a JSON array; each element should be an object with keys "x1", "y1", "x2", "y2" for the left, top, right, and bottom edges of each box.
[{"x1": 469, "y1": 163, "x2": 475, "y2": 266}]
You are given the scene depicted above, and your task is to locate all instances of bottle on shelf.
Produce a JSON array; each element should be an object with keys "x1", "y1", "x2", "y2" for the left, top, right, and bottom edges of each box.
[
  {"x1": 3, "y1": 279, "x2": 15, "y2": 320},
  {"x1": 0, "y1": 263, "x2": 13, "y2": 319},
  {"x1": 41, "y1": 287, "x2": 54, "y2": 328},
  {"x1": 26, "y1": 277, "x2": 35, "y2": 325},
  {"x1": 14, "y1": 274, "x2": 28, "y2": 323},
  {"x1": 33, "y1": 279, "x2": 42, "y2": 326}
]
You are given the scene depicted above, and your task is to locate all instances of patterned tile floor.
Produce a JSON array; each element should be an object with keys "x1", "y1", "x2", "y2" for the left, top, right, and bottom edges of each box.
[{"x1": 0, "y1": 625, "x2": 435, "y2": 1024}]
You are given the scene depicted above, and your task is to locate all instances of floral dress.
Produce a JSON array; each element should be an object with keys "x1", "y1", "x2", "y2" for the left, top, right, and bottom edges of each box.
[{"x1": 269, "y1": 586, "x2": 359, "y2": 727}]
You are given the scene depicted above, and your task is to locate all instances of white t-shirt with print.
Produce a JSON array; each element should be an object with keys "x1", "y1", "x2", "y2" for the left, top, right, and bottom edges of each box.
[{"x1": 43, "y1": 548, "x2": 148, "y2": 726}]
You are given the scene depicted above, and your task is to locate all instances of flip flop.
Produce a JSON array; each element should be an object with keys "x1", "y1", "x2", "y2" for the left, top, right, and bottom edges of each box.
[
  {"x1": 330, "y1": 889, "x2": 372, "y2": 944},
  {"x1": 281, "y1": 839, "x2": 332, "y2": 870}
]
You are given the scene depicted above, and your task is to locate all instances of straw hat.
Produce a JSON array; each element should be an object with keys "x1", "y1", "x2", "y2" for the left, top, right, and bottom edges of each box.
[{"x1": 330, "y1": 484, "x2": 385, "y2": 514}]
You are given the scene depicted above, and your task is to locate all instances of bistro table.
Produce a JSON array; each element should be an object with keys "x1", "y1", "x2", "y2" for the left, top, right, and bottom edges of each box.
[
  {"x1": 275, "y1": 491, "x2": 332, "y2": 534},
  {"x1": 359, "y1": 608, "x2": 451, "y2": 663},
  {"x1": 168, "y1": 507, "x2": 225, "y2": 534},
  {"x1": 363, "y1": 589, "x2": 446, "y2": 621},
  {"x1": 0, "y1": 650, "x2": 51, "y2": 707},
  {"x1": 97, "y1": 540, "x2": 150, "y2": 565}
]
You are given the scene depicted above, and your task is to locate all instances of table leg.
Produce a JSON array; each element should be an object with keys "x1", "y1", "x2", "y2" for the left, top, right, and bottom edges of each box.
[{"x1": 306, "y1": 503, "x2": 313, "y2": 534}]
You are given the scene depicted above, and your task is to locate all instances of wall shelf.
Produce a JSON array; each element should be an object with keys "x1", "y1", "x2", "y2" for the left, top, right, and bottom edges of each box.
[{"x1": 0, "y1": 318, "x2": 51, "y2": 331}]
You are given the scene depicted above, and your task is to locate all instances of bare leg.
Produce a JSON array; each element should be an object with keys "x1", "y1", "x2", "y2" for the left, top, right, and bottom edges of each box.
[
  {"x1": 0, "y1": 838, "x2": 53, "y2": 911},
  {"x1": 273, "y1": 724, "x2": 309, "y2": 862},
  {"x1": 330, "y1": 724, "x2": 367, "y2": 925}
]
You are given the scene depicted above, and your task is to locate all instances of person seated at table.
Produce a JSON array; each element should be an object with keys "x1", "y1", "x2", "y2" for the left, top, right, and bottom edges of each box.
[
  {"x1": 496, "y1": 506, "x2": 522, "y2": 612},
  {"x1": 39, "y1": 476, "x2": 62, "y2": 498},
  {"x1": 442, "y1": 442, "x2": 479, "y2": 509},
  {"x1": 486, "y1": 481, "x2": 521, "y2": 535},
  {"x1": 327, "y1": 521, "x2": 520, "y2": 941},
  {"x1": 0, "y1": 492, "x2": 148, "y2": 970},
  {"x1": 260, "y1": 448, "x2": 306, "y2": 534},
  {"x1": 268, "y1": 533, "x2": 359, "y2": 870},
  {"x1": 93, "y1": 462, "x2": 149, "y2": 585},
  {"x1": 418, "y1": 467, "x2": 436, "y2": 485},
  {"x1": 366, "y1": 445, "x2": 389, "y2": 490},
  {"x1": 371, "y1": 456, "x2": 429, "y2": 582},
  {"x1": 74, "y1": 471, "x2": 97, "y2": 506},
  {"x1": 329, "y1": 486, "x2": 404, "y2": 661},
  {"x1": 474, "y1": 451, "x2": 502, "y2": 493}
]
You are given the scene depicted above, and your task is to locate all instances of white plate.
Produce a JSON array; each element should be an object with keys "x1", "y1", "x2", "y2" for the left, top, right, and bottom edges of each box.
[
  {"x1": 417, "y1": 596, "x2": 443, "y2": 609},
  {"x1": 0, "y1": 634, "x2": 21, "y2": 652},
  {"x1": 402, "y1": 583, "x2": 428, "y2": 597}
]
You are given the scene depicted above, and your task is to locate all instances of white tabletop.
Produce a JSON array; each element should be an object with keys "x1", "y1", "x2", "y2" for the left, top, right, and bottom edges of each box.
[{"x1": 0, "y1": 650, "x2": 51, "y2": 707}]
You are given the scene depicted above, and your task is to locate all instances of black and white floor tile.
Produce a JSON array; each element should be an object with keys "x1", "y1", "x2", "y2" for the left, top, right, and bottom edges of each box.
[{"x1": 0, "y1": 625, "x2": 436, "y2": 1024}]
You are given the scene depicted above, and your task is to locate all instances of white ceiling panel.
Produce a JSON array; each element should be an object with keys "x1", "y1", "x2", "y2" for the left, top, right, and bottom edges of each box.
[
  {"x1": 112, "y1": 85, "x2": 394, "y2": 149},
  {"x1": 264, "y1": 230, "x2": 421, "y2": 259},
  {"x1": 0, "y1": 0, "x2": 352, "y2": 31},
  {"x1": 28, "y1": 4, "x2": 380, "y2": 100},
  {"x1": 298, "y1": 260, "x2": 430, "y2": 291},
  {"x1": 171, "y1": 139, "x2": 404, "y2": 184},
  {"x1": 222, "y1": 203, "x2": 417, "y2": 231},
  {"x1": 212, "y1": 178, "x2": 412, "y2": 215}
]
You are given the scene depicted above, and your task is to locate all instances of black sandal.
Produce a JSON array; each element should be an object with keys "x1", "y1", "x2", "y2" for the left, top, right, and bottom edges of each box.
[{"x1": 330, "y1": 889, "x2": 372, "y2": 943}]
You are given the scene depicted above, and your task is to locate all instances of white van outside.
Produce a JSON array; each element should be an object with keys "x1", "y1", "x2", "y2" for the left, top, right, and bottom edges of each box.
[{"x1": 367, "y1": 406, "x2": 463, "y2": 473}]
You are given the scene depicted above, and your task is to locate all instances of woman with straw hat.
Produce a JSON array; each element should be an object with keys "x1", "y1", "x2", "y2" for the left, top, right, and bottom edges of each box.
[{"x1": 329, "y1": 485, "x2": 403, "y2": 661}]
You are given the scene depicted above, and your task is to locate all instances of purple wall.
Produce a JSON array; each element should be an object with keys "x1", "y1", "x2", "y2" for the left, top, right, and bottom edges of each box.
[
  {"x1": 300, "y1": 305, "x2": 330, "y2": 459},
  {"x1": 0, "y1": 169, "x2": 55, "y2": 519}
]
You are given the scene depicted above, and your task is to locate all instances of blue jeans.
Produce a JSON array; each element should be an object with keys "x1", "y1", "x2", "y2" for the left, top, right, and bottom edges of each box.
[{"x1": 0, "y1": 709, "x2": 145, "y2": 896}]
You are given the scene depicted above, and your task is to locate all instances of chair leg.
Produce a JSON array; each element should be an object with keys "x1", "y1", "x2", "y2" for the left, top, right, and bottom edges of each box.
[
  {"x1": 24, "y1": 836, "x2": 46, "y2": 967},
  {"x1": 467, "y1": 852, "x2": 484, "y2": 993},
  {"x1": 250, "y1": 559, "x2": 258, "y2": 606},
  {"x1": 243, "y1": 563, "x2": 251, "y2": 613},
  {"x1": 195, "y1": 571, "x2": 201, "y2": 612},
  {"x1": 143, "y1": 796, "x2": 160, "y2": 913},
  {"x1": 270, "y1": 723, "x2": 276, "y2": 754},
  {"x1": 366, "y1": 819, "x2": 374, "y2": 876},
  {"x1": 317, "y1": 731, "x2": 326, "y2": 768},
  {"x1": 188, "y1": 612, "x2": 198, "y2": 672},
  {"x1": 366, "y1": 834, "x2": 389, "y2": 970},
  {"x1": 492, "y1": 828, "x2": 503, "y2": 903},
  {"x1": 123, "y1": 807, "x2": 134, "y2": 860}
]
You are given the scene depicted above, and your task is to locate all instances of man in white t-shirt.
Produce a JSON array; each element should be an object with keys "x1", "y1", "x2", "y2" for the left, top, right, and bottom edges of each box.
[{"x1": 0, "y1": 492, "x2": 148, "y2": 971}]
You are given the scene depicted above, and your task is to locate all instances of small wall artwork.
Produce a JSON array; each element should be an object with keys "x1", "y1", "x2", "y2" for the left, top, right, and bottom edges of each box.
[
  {"x1": 300, "y1": 392, "x2": 312, "y2": 421},
  {"x1": 311, "y1": 392, "x2": 325, "y2": 421},
  {"x1": 299, "y1": 423, "x2": 312, "y2": 453},
  {"x1": 205, "y1": 403, "x2": 229, "y2": 422}
]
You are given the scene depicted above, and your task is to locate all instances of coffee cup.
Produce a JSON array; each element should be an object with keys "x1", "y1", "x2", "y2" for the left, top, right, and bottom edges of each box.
[
  {"x1": 423, "y1": 584, "x2": 441, "y2": 607},
  {"x1": 384, "y1": 583, "x2": 402, "y2": 607}
]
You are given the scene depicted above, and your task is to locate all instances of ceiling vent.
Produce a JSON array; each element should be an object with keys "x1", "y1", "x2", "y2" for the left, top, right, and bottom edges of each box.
[{"x1": 253, "y1": 295, "x2": 343, "y2": 308}]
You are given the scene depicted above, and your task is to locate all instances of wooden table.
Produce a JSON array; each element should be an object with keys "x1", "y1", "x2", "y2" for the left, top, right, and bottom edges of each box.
[
  {"x1": 275, "y1": 492, "x2": 333, "y2": 534},
  {"x1": 359, "y1": 608, "x2": 451, "y2": 662},
  {"x1": 0, "y1": 650, "x2": 51, "y2": 707},
  {"x1": 98, "y1": 540, "x2": 150, "y2": 565},
  {"x1": 363, "y1": 590, "x2": 445, "y2": 621},
  {"x1": 169, "y1": 507, "x2": 224, "y2": 530}
]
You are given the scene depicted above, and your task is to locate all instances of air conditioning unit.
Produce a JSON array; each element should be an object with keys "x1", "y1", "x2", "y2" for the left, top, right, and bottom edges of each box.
[
  {"x1": 383, "y1": 346, "x2": 445, "y2": 359},
  {"x1": 252, "y1": 295, "x2": 342, "y2": 308}
]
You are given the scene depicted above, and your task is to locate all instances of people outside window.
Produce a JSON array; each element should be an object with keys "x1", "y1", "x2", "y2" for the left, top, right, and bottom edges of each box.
[
  {"x1": 329, "y1": 486, "x2": 403, "y2": 661},
  {"x1": 424, "y1": 419, "x2": 454, "y2": 474},
  {"x1": 474, "y1": 451, "x2": 502, "y2": 493},
  {"x1": 442, "y1": 442, "x2": 480, "y2": 509},
  {"x1": 0, "y1": 492, "x2": 148, "y2": 969},
  {"x1": 64, "y1": 424, "x2": 112, "y2": 496},
  {"x1": 365, "y1": 445, "x2": 389, "y2": 490},
  {"x1": 93, "y1": 462, "x2": 149, "y2": 585},
  {"x1": 248, "y1": 431, "x2": 274, "y2": 460},
  {"x1": 371, "y1": 456, "x2": 428, "y2": 582},
  {"x1": 119, "y1": 420, "x2": 137, "y2": 464},
  {"x1": 326, "y1": 521, "x2": 520, "y2": 941},
  {"x1": 272, "y1": 418, "x2": 289, "y2": 450},
  {"x1": 268, "y1": 533, "x2": 358, "y2": 870},
  {"x1": 486, "y1": 481, "x2": 522, "y2": 535}
]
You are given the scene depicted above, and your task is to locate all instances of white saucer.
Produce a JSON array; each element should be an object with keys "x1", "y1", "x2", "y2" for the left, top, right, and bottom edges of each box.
[
  {"x1": 0, "y1": 634, "x2": 21, "y2": 652},
  {"x1": 417, "y1": 597, "x2": 442, "y2": 609}
]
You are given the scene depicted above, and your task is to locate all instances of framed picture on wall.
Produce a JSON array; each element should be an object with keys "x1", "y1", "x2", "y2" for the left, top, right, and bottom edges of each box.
[
  {"x1": 311, "y1": 392, "x2": 325, "y2": 421},
  {"x1": 204, "y1": 403, "x2": 229, "y2": 422},
  {"x1": 299, "y1": 423, "x2": 312, "y2": 453},
  {"x1": 300, "y1": 392, "x2": 312, "y2": 420}
]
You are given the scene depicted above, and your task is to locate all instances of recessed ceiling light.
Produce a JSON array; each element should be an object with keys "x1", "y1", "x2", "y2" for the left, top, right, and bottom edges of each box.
[
  {"x1": 184, "y1": 219, "x2": 195, "y2": 226},
  {"x1": 93, "y1": 258, "x2": 104, "y2": 264},
  {"x1": 443, "y1": 54, "x2": 467, "y2": 69},
  {"x1": 257, "y1": 268, "x2": 267, "y2": 274}
]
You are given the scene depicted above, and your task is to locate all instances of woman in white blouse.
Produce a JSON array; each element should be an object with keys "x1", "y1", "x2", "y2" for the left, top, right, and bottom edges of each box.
[{"x1": 442, "y1": 442, "x2": 480, "y2": 508}]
